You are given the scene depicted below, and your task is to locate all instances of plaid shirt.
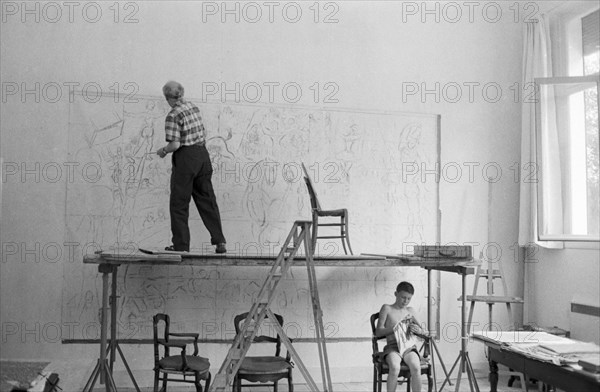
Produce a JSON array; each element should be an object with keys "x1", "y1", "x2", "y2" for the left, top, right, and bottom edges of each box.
[{"x1": 164, "y1": 100, "x2": 206, "y2": 145}]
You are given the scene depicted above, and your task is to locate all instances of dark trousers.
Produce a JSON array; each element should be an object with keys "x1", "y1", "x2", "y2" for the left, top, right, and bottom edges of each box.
[{"x1": 170, "y1": 144, "x2": 226, "y2": 251}]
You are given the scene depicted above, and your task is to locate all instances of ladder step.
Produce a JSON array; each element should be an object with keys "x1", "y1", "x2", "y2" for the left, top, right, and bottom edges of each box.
[
  {"x1": 230, "y1": 349, "x2": 244, "y2": 359},
  {"x1": 479, "y1": 270, "x2": 502, "y2": 278},
  {"x1": 462, "y1": 295, "x2": 524, "y2": 303}
]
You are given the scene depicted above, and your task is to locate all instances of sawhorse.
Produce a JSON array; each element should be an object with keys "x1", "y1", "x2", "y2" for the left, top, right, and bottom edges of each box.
[{"x1": 83, "y1": 264, "x2": 140, "y2": 392}]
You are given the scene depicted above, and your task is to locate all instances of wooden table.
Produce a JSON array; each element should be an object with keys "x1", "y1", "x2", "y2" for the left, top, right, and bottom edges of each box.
[{"x1": 472, "y1": 334, "x2": 600, "y2": 392}]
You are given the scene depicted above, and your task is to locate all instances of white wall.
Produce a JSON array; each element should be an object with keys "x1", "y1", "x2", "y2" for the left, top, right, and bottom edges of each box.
[
  {"x1": 526, "y1": 246, "x2": 600, "y2": 343},
  {"x1": 1, "y1": 0, "x2": 530, "y2": 381}
]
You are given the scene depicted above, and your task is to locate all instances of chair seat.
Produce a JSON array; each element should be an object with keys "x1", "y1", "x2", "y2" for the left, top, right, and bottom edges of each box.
[
  {"x1": 238, "y1": 356, "x2": 292, "y2": 375},
  {"x1": 159, "y1": 355, "x2": 210, "y2": 374},
  {"x1": 316, "y1": 208, "x2": 347, "y2": 217}
]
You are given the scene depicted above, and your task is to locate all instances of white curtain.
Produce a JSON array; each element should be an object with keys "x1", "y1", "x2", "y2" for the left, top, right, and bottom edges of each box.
[{"x1": 518, "y1": 16, "x2": 563, "y2": 248}]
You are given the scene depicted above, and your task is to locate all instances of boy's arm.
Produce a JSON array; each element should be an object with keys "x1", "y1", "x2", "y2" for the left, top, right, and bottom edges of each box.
[{"x1": 375, "y1": 305, "x2": 394, "y2": 338}]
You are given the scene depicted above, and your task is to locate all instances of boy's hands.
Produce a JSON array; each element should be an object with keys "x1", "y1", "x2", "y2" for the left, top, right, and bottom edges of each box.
[{"x1": 408, "y1": 320, "x2": 425, "y2": 335}]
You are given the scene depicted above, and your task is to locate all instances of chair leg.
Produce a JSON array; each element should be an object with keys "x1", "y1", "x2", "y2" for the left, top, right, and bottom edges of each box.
[
  {"x1": 288, "y1": 373, "x2": 293, "y2": 392},
  {"x1": 234, "y1": 375, "x2": 240, "y2": 392},
  {"x1": 428, "y1": 370, "x2": 433, "y2": 392},
  {"x1": 154, "y1": 370, "x2": 159, "y2": 392},
  {"x1": 162, "y1": 372, "x2": 168, "y2": 392},
  {"x1": 343, "y1": 214, "x2": 353, "y2": 255},
  {"x1": 311, "y1": 212, "x2": 319, "y2": 254},
  {"x1": 194, "y1": 372, "x2": 203, "y2": 392},
  {"x1": 205, "y1": 372, "x2": 211, "y2": 392},
  {"x1": 339, "y1": 216, "x2": 348, "y2": 255},
  {"x1": 274, "y1": 380, "x2": 278, "y2": 392},
  {"x1": 373, "y1": 369, "x2": 377, "y2": 392}
]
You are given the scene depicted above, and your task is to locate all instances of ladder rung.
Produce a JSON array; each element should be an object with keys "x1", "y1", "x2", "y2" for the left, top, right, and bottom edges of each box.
[
  {"x1": 317, "y1": 235, "x2": 345, "y2": 239},
  {"x1": 285, "y1": 247, "x2": 296, "y2": 253},
  {"x1": 462, "y1": 295, "x2": 524, "y2": 303},
  {"x1": 479, "y1": 270, "x2": 502, "y2": 278},
  {"x1": 230, "y1": 350, "x2": 243, "y2": 359}
]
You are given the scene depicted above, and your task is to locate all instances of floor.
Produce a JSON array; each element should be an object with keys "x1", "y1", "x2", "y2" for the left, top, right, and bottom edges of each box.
[
  {"x1": 86, "y1": 378, "x2": 542, "y2": 392},
  {"x1": 0, "y1": 361, "x2": 49, "y2": 392},
  {"x1": 1, "y1": 360, "x2": 551, "y2": 392}
]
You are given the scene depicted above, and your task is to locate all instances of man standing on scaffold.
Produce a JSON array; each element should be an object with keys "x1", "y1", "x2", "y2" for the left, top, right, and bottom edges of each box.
[{"x1": 156, "y1": 81, "x2": 227, "y2": 254}]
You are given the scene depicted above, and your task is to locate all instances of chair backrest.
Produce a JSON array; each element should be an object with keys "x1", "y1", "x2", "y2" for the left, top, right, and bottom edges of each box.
[
  {"x1": 234, "y1": 312, "x2": 284, "y2": 357},
  {"x1": 370, "y1": 312, "x2": 384, "y2": 354},
  {"x1": 153, "y1": 313, "x2": 170, "y2": 362},
  {"x1": 301, "y1": 162, "x2": 321, "y2": 211}
]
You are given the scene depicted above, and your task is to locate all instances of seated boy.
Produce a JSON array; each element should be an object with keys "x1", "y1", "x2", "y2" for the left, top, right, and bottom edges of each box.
[{"x1": 375, "y1": 281, "x2": 425, "y2": 392}]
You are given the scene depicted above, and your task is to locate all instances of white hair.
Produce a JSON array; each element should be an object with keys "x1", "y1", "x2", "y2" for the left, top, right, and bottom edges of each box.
[{"x1": 163, "y1": 81, "x2": 184, "y2": 99}]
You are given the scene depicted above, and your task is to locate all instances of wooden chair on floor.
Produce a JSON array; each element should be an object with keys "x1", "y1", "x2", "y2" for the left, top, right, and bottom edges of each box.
[
  {"x1": 370, "y1": 313, "x2": 433, "y2": 392},
  {"x1": 233, "y1": 312, "x2": 293, "y2": 392},
  {"x1": 153, "y1": 313, "x2": 211, "y2": 392},
  {"x1": 301, "y1": 162, "x2": 353, "y2": 255}
]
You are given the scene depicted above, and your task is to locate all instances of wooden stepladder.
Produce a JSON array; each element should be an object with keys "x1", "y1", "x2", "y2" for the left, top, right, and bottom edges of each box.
[
  {"x1": 209, "y1": 220, "x2": 333, "y2": 392},
  {"x1": 466, "y1": 250, "x2": 524, "y2": 331}
]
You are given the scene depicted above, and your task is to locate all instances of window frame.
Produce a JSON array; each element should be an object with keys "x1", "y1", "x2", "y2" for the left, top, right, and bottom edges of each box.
[{"x1": 534, "y1": 74, "x2": 600, "y2": 242}]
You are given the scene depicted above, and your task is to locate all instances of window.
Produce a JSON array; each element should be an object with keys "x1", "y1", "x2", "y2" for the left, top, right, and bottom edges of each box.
[
  {"x1": 582, "y1": 9, "x2": 599, "y2": 237},
  {"x1": 536, "y1": 8, "x2": 599, "y2": 242}
]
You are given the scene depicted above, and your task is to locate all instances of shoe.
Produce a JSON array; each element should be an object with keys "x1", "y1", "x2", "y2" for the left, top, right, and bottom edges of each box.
[
  {"x1": 165, "y1": 246, "x2": 188, "y2": 252},
  {"x1": 215, "y1": 243, "x2": 227, "y2": 254}
]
